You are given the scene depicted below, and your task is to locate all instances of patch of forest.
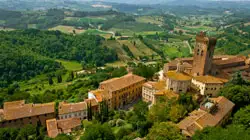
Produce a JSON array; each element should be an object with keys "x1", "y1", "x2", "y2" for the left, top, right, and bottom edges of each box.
[{"x1": 0, "y1": 29, "x2": 118, "y2": 87}]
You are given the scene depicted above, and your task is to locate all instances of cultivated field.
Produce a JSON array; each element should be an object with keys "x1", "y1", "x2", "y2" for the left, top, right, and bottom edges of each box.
[
  {"x1": 136, "y1": 16, "x2": 164, "y2": 25},
  {"x1": 49, "y1": 25, "x2": 85, "y2": 34}
]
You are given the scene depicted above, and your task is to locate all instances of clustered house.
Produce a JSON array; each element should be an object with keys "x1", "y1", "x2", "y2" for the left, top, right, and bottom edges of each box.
[
  {"x1": 0, "y1": 100, "x2": 55, "y2": 127},
  {"x1": 46, "y1": 118, "x2": 82, "y2": 138},
  {"x1": 142, "y1": 81, "x2": 166, "y2": 103},
  {"x1": 158, "y1": 32, "x2": 241, "y2": 138},
  {"x1": 191, "y1": 75, "x2": 227, "y2": 97},
  {"x1": 88, "y1": 73, "x2": 146, "y2": 110},
  {"x1": 58, "y1": 101, "x2": 88, "y2": 120},
  {"x1": 178, "y1": 96, "x2": 235, "y2": 137},
  {"x1": 164, "y1": 32, "x2": 250, "y2": 80}
]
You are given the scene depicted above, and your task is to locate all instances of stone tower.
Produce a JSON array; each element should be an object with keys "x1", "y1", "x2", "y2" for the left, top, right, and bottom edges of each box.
[
  {"x1": 192, "y1": 32, "x2": 217, "y2": 76},
  {"x1": 176, "y1": 59, "x2": 184, "y2": 73}
]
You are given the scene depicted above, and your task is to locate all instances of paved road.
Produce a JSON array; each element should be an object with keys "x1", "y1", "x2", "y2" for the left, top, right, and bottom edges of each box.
[{"x1": 184, "y1": 40, "x2": 193, "y2": 54}]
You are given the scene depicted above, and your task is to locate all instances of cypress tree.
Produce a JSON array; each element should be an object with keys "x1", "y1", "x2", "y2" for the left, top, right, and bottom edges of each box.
[
  {"x1": 57, "y1": 75, "x2": 62, "y2": 83},
  {"x1": 48, "y1": 76, "x2": 53, "y2": 85}
]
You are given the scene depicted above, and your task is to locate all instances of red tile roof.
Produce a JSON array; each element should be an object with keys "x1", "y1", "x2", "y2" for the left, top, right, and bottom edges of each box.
[
  {"x1": 59, "y1": 102, "x2": 87, "y2": 115},
  {"x1": 178, "y1": 96, "x2": 234, "y2": 137},
  {"x1": 89, "y1": 89, "x2": 112, "y2": 103},
  {"x1": 46, "y1": 118, "x2": 81, "y2": 138},
  {"x1": 57, "y1": 118, "x2": 81, "y2": 132},
  {"x1": 214, "y1": 56, "x2": 246, "y2": 65},
  {"x1": 46, "y1": 119, "x2": 59, "y2": 138},
  {"x1": 143, "y1": 81, "x2": 166, "y2": 91},
  {"x1": 84, "y1": 98, "x2": 98, "y2": 107},
  {"x1": 4, "y1": 101, "x2": 55, "y2": 120},
  {"x1": 100, "y1": 73, "x2": 146, "y2": 92},
  {"x1": 192, "y1": 75, "x2": 228, "y2": 84}
]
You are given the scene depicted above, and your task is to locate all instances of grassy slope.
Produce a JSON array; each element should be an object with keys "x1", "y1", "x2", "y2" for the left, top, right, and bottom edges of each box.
[
  {"x1": 56, "y1": 59, "x2": 82, "y2": 71},
  {"x1": 102, "y1": 40, "x2": 131, "y2": 61}
]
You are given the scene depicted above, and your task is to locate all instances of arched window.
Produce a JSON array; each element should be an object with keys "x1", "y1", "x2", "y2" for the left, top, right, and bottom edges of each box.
[
  {"x1": 197, "y1": 49, "x2": 200, "y2": 55},
  {"x1": 201, "y1": 50, "x2": 204, "y2": 56}
]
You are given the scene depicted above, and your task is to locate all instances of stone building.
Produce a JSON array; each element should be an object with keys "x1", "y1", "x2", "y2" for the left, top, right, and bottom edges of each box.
[
  {"x1": 46, "y1": 118, "x2": 81, "y2": 138},
  {"x1": 164, "y1": 60, "x2": 192, "y2": 93},
  {"x1": 192, "y1": 32, "x2": 217, "y2": 76},
  {"x1": 191, "y1": 76, "x2": 228, "y2": 97},
  {"x1": 58, "y1": 101, "x2": 87, "y2": 120},
  {"x1": 88, "y1": 73, "x2": 146, "y2": 110},
  {"x1": 0, "y1": 100, "x2": 55, "y2": 127},
  {"x1": 88, "y1": 89, "x2": 112, "y2": 109},
  {"x1": 163, "y1": 32, "x2": 250, "y2": 81},
  {"x1": 84, "y1": 98, "x2": 100, "y2": 114},
  {"x1": 178, "y1": 96, "x2": 234, "y2": 137},
  {"x1": 142, "y1": 81, "x2": 166, "y2": 103}
]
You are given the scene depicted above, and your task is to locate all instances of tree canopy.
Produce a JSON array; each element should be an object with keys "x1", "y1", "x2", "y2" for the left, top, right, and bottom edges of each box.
[
  {"x1": 146, "y1": 122, "x2": 185, "y2": 140},
  {"x1": 80, "y1": 123, "x2": 115, "y2": 140}
]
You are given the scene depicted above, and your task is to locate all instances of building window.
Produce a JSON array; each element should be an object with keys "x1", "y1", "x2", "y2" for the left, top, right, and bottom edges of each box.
[
  {"x1": 201, "y1": 50, "x2": 204, "y2": 56},
  {"x1": 197, "y1": 49, "x2": 200, "y2": 55}
]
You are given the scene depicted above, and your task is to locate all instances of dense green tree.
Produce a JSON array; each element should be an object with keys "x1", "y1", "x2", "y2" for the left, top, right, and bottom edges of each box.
[
  {"x1": 0, "y1": 127, "x2": 19, "y2": 140},
  {"x1": 178, "y1": 93, "x2": 198, "y2": 112},
  {"x1": 148, "y1": 100, "x2": 170, "y2": 122},
  {"x1": 16, "y1": 124, "x2": 37, "y2": 140},
  {"x1": 146, "y1": 122, "x2": 185, "y2": 140},
  {"x1": 0, "y1": 29, "x2": 118, "y2": 87},
  {"x1": 133, "y1": 101, "x2": 149, "y2": 121},
  {"x1": 192, "y1": 125, "x2": 250, "y2": 140},
  {"x1": 80, "y1": 123, "x2": 115, "y2": 140},
  {"x1": 229, "y1": 72, "x2": 249, "y2": 85},
  {"x1": 133, "y1": 64, "x2": 157, "y2": 79},
  {"x1": 220, "y1": 85, "x2": 250, "y2": 110},
  {"x1": 169, "y1": 104, "x2": 187, "y2": 123},
  {"x1": 54, "y1": 134, "x2": 72, "y2": 140},
  {"x1": 233, "y1": 105, "x2": 250, "y2": 128},
  {"x1": 116, "y1": 127, "x2": 132, "y2": 140}
]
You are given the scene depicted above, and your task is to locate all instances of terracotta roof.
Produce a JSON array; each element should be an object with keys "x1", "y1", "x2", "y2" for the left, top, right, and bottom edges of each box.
[
  {"x1": 178, "y1": 96, "x2": 234, "y2": 137},
  {"x1": 165, "y1": 71, "x2": 192, "y2": 81},
  {"x1": 100, "y1": 73, "x2": 146, "y2": 92},
  {"x1": 3, "y1": 100, "x2": 25, "y2": 110},
  {"x1": 192, "y1": 75, "x2": 228, "y2": 84},
  {"x1": 214, "y1": 56, "x2": 246, "y2": 65},
  {"x1": 143, "y1": 81, "x2": 166, "y2": 91},
  {"x1": 213, "y1": 55, "x2": 236, "y2": 59},
  {"x1": 222, "y1": 65, "x2": 250, "y2": 73},
  {"x1": 154, "y1": 89, "x2": 179, "y2": 99},
  {"x1": 89, "y1": 89, "x2": 112, "y2": 102},
  {"x1": 46, "y1": 118, "x2": 81, "y2": 138},
  {"x1": 209, "y1": 96, "x2": 235, "y2": 124},
  {"x1": 46, "y1": 119, "x2": 59, "y2": 138},
  {"x1": 4, "y1": 101, "x2": 55, "y2": 120},
  {"x1": 85, "y1": 98, "x2": 98, "y2": 107},
  {"x1": 59, "y1": 102, "x2": 87, "y2": 115},
  {"x1": 57, "y1": 118, "x2": 81, "y2": 132}
]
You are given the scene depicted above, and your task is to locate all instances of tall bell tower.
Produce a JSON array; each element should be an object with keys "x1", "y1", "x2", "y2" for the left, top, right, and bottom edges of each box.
[{"x1": 192, "y1": 32, "x2": 217, "y2": 76}]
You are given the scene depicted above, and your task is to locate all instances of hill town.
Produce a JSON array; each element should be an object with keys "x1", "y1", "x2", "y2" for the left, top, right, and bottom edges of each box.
[{"x1": 0, "y1": 32, "x2": 249, "y2": 139}]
